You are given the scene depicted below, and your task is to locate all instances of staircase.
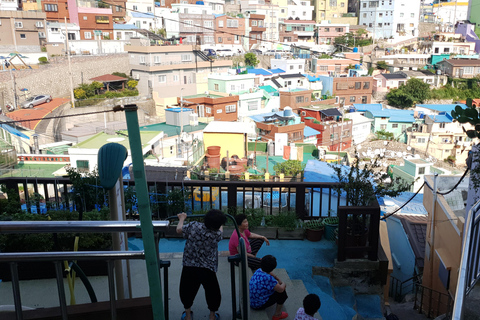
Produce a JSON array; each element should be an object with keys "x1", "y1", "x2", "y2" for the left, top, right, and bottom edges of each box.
[
  {"x1": 193, "y1": 50, "x2": 214, "y2": 62},
  {"x1": 248, "y1": 269, "x2": 385, "y2": 320}
]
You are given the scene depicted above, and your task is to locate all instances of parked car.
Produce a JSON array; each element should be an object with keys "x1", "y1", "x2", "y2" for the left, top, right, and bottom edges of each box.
[
  {"x1": 203, "y1": 48, "x2": 217, "y2": 57},
  {"x1": 217, "y1": 49, "x2": 234, "y2": 57},
  {"x1": 20, "y1": 95, "x2": 52, "y2": 109}
]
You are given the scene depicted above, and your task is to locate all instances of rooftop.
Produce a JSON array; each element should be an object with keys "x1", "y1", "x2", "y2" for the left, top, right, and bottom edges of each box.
[
  {"x1": 416, "y1": 104, "x2": 467, "y2": 113},
  {"x1": 140, "y1": 122, "x2": 208, "y2": 137},
  {"x1": 71, "y1": 131, "x2": 162, "y2": 150},
  {"x1": 381, "y1": 73, "x2": 408, "y2": 80},
  {"x1": 438, "y1": 59, "x2": 480, "y2": 66}
]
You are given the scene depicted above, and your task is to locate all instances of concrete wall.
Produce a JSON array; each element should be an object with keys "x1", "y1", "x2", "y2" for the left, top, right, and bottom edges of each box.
[{"x1": 0, "y1": 53, "x2": 129, "y2": 108}]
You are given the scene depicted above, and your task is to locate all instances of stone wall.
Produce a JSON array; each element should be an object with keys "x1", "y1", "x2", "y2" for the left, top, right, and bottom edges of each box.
[{"x1": 0, "y1": 53, "x2": 129, "y2": 108}]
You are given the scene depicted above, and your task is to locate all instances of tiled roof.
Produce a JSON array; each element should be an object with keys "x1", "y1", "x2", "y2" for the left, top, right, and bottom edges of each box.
[
  {"x1": 399, "y1": 215, "x2": 427, "y2": 268},
  {"x1": 89, "y1": 74, "x2": 128, "y2": 82}
]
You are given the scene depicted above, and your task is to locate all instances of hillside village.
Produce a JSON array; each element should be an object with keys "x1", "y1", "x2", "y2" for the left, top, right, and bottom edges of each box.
[{"x1": 2, "y1": 0, "x2": 480, "y2": 320}]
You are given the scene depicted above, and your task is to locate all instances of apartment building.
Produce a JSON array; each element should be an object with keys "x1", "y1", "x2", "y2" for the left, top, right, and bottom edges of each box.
[
  {"x1": 0, "y1": 10, "x2": 47, "y2": 51},
  {"x1": 279, "y1": 88, "x2": 313, "y2": 111},
  {"x1": 279, "y1": 20, "x2": 316, "y2": 42},
  {"x1": 286, "y1": 0, "x2": 314, "y2": 20},
  {"x1": 215, "y1": 15, "x2": 245, "y2": 49},
  {"x1": 271, "y1": 59, "x2": 306, "y2": 74},
  {"x1": 171, "y1": 3, "x2": 215, "y2": 46},
  {"x1": 125, "y1": 0, "x2": 155, "y2": 15},
  {"x1": 77, "y1": 7, "x2": 114, "y2": 40},
  {"x1": 178, "y1": 93, "x2": 239, "y2": 121},
  {"x1": 102, "y1": 0, "x2": 127, "y2": 23},
  {"x1": 313, "y1": 0, "x2": 348, "y2": 22},
  {"x1": 317, "y1": 20, "x2": 349, "y2": 45},
  {"x1": 319, "y1": 75, "x2": 374, "y2": 105},
  {"x1": 241, "y1": 0, "x2": 280, "y2": 50},
  {"x1": 246, "y1": 13, "x2": 266, "y2": 49},
  {"x1": 251, "y1": 110, "x2": 306, "y2": 143},
  {"x1": 127, "y1": 40, "x2": 232, "y2": 116}
]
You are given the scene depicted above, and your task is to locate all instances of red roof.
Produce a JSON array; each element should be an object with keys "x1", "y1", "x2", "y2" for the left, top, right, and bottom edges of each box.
[{"x1": 89, "y1": 74, "x2": 128, "y2": 82}]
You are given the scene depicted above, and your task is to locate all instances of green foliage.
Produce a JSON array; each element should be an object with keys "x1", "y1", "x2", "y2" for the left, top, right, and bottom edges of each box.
[
  {"x1": 244, "y1": 53, "x2": 259, "y2": 67},
  {"x1": 375, "y1": 130, "x2": 394, "y2": 140},
  {"x1": 376, "y1": 61, "x2": 389, "y2": 70},
  {"x1": 345, "y1": 64, "x2": 355, "y2": 71},
  {"x1": 272, "y1": 211, "x2": 299, "y2": 231},
  {"x1": 38, "y1": 57, "x2": 48, "y2": 64},
  {"x1": 318, "y1": 53, "x2": 333, "y2": 59},
  {"x1": 334, "y1": 32, "x2": 372, "y2": 47},
  {"x1": 304, "y1": 219, "x2": 324, "y2": 230},
  {"x1": 74, "y1": 88, "x2": 87, "y2": 99},
  {"x1": 451, "y1": 98, "x2": 479, "y2": 139},
  {"x1": 0, "y1": 185, "x2": 22, "y2": 215},
  {"x1": 41, "y1": 46, "x2": 47, "y2": 52},
  {"x1": 323, "y1": 216, "x2": 339, "y2": 225},
  {"x1": 329, "y1": 148, "x2": 412, "y2": 206},
  {"x1": 127, "y1": 80, "x2": 138, "y2": 89},
  {"x1": 273, "y1": 160, "x2": 305, "y2": 176},
  {"x1": 386, "y1": 78, "x2": 431, "y2": 108},
  {"x1": 66, "y1": 167, "x2": 107, "y2": 212},
  {"x1": 0, "y1": 209, "x2": 112, "y2": 253},
  {"x1": 367, "y1": 67, "x2": 374, "y2": 76},
  {"x1": 112, "y1": 72, "x2": 129, "y2": 79}
]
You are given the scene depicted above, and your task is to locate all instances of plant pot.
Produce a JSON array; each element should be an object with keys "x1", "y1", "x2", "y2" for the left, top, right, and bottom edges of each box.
[
  {"x1": 305, "y1": 227, "x2": 324, "y2": 242},
  {"x1": 207, "y1": 146, "x2": 221, "y2": 155},
  {"x1": 277, "y1": 228, "x2": 304, "y2": 240},
  {"x1": 324, "y1": 222, "x2": 338, "y2": 241}
]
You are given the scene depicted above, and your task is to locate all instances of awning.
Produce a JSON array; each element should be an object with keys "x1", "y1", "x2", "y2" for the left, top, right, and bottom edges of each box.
[
  {"x1": 320, "y1": 109, "x2": 342, "y2": 117},
  {"x1": 0, "y1": 124, "x2": 30, "y2": 139}
]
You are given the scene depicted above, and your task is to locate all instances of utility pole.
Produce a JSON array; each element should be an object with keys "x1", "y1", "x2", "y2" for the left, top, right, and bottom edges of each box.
[{"x1": 65, "y1": 17, "x2": 75, "y2": 108}]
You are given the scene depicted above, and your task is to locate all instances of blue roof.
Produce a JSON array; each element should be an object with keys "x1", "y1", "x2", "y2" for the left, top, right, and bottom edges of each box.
[
  {"x1": 214, "y1": 14, "x2": 225, "y2": 18},
  {"x1": 114, "y1": 23, "x2": 138, "y2": 30},
  {"x1": 0, "y1": 124, "x2": 29, "y2": 139},
  {"x1": 429, "y1": 112, "x2": 453, "y2": 123},
  {"x1": 130, "y1": 12, "x2": 155, "y2": 18},
  {"x1": 304, "y1": 126, "x2": 321, "y2": 136},
  {"x1": 416, "y1": 104, "x2": 467, "y2": 113},
  {"x1": 247, "y1": 68, "x2": 272, "y2": 76},
  {"x1": 304, "y1": 74, "x2": 321, "y2": 82},
  {"x1": 367, "y1": 108, "x2": 415, "y2": 123},
  {"x1": 269, "y1": 68, "x2": 285, "y2": 74},
  {"x1": 352, "y1": 103, "x2": 383, "y2": 112}
]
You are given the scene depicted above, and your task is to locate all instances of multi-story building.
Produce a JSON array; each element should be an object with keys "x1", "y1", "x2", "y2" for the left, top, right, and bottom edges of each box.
[
  {"x1": 279, "y1": 88, "x2": 313, "y2": 111},
  {"x1": 286, "y1": 0, "x2": 314, "y2": 21},
  {"x1": 358, "y1": 0, "x2": 394, "y2": 39},
  {"x1": 279, "y1": 20, "x2": 316, "y2": 42},
  {"x1": 245, "y1": 13, "x2": 266, "y2": 50},
  {"x1": 172, "y1": 3, "x2": 215, "y2": 46},
  {"x1": 300, "y1": 106, "x2": 353, "y2": 151},
  {"x1": 436, "y1": 59, "x2": 480, "y2": 78},
  {"x1": 313, "y1": 0, "x2": 348, "y2": 23},
  {"x1": 215, "y1": 15, "x2": 245, "y2": 51},
  {"x1": 128, "y1": 11, "x2": 157, "y2": 30},
  {"x1": 1, "y1": 0, "x2": 19, "y2": 10},
  {"x1": 316, "y1": 20, "x2": 349, "y2": 45},
  {"x1": 251, "y1": 109, "x2": 306, "y2": 144},
  {"x1": 0, "y1": 10, "x2": 47, "y2": 51},
  {"x1": 271, "y1": 58, "x2": 306, "y2": 74},
  {"x1": 41, "y1": 0, "x2": 72, "y2": 23},
  {"x1": 156, "y1": 0, "x2": 224, "y2": 13},
  {"x1": 310, "y1": 52, "x2": 361, "y2": 75},
  {"x1": 77, "y1": 7, "x2": 114, "y2": 40},
  {"x1": 373, "y1": 73, "x2": 407, "y2": 94},
  {"x1": 421, "y1": 33, "x2": 477, "y2": 56},
  {"x1": 46, "y1": 21, "x2": 80, "y2": 42},
  {"x1": 319, "y1": 75, "x2": 374, "y2": 106},
  {"x1": 127, "y1": 40, "x2": 232, "y2": 116},
  {"x1": 392, "y1": 0, "x2": 420, "y2": 38},
  {"x1": 125, "y1": 0, "x2": 155, "y2": 15},
  {"x1": 241, "y1": 0, "x2": 280, "y2": 51},
  {"x1": 178, "y1": 94, "x2": 239, "y2": 121},
  {"x1": 102, "y1": 0, "x2": 127, "y2": 23}
]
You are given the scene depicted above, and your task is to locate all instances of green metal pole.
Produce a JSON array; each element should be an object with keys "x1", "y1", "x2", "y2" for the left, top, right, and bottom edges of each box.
[{"x1": 123, "y1": 104, "x2": 164, "y2": 320}]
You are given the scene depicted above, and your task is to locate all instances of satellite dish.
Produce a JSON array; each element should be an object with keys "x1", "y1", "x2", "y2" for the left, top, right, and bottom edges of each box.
[
  {"x1": 396, "y1": 152, "x2": 403, "y2": 157},
  {"x1": 407, "y1": 146, "x2": 412, "y2": 150},
  {"x1": 374, "y1": 149, "x2": 380, "y2": 155},
  {"x1": 380, "y1": 153, "x2": 384, "y2": 157},
  {"x1": 357, "y1": 145, "x2": 362, "y2": 150}
]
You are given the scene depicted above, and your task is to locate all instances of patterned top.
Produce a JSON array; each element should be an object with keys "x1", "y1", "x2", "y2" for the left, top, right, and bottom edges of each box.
[
  {"x1": 249, "y1": 269, "x2": 277, "y2": 308},
  {"x1": 294, "y1": 308, "x2": 318, "y2": 320},
  {"x1": 182, "y1": 221, "x2": 223, "y2": 272}
]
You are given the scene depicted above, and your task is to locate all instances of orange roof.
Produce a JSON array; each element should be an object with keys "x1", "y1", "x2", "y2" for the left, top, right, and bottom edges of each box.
[{"x1": 89, "y1": 74, "x2": 128, "y2": 82}]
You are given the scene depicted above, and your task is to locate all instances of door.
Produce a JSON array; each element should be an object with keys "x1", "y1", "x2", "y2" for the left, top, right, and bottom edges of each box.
[{"x1": 198, "y1": 105, "x2": 205, "y2": 117}]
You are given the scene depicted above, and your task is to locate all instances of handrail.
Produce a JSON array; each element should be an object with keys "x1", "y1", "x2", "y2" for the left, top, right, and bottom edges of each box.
[
  {"x1": 452, "y1": 199, "x2": 480, "y2": 320},
  {"x1": 167, "y1": 213, "x2": 248, "y2": 320}
]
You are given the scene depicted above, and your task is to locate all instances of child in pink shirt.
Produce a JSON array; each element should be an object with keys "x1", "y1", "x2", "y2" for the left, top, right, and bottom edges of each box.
[{"x1": 294, "y1": 294, "x2": 321, "y2": 320}]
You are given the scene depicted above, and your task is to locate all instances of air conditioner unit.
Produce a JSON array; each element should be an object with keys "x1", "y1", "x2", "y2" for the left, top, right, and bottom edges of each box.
[{"x1": 301, "y1": 111, "x2": 306, "y2": 116}]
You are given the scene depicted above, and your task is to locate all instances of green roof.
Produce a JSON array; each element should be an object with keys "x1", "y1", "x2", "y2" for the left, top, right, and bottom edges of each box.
[
  {"x1": 71, "y1": 131, "x2": 161, "y2": 150},
  {"x1": 259, "y1": 85, "x2": 278, "y2": 93},
  {"x1": 140, "y1": 122, "x2": 208, "y2": 137}
]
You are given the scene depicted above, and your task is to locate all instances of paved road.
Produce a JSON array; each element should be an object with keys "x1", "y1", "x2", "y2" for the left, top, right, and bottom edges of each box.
[{"x1": 5, "y1": 98, "x2": 69, "y2": 130}]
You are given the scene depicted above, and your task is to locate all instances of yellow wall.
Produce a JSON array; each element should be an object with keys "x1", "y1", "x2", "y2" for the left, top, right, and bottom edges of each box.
[{"x1": 204, "y1": 132, "x2": 246, "y2": 159}]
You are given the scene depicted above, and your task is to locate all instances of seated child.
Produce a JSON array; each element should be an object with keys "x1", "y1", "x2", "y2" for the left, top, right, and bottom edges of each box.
[{"x1": 294, "y1": 294, "x2": 321, "y2": 320}]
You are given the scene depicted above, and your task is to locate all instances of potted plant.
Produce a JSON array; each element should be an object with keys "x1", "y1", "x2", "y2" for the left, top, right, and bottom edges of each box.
[
  {"x1": 275, "y1": 211, "x2": 304, "y2": 240},
  {"x1": 246, "y1": 208, "x2": 278, "y2": 239},
  {"x1": 304, "y1": 219, "x2": 324, "y2": 242},
  {"x1": 323, "y1": 216, "x2": 339, "y2": 241}
]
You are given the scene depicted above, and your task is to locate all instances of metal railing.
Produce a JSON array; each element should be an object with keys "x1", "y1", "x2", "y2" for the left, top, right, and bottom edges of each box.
[
  {"x1": 414, "y1": 282, "x2": 453, "y2": 319},
  {"x1": 0, "y1": 221, "x2": 169, "y2": 320},
  {"x1": 452, "y1": 199, "x2": 480, "y2": 319},
  {"x1": 389, "y1": 273, "x2": 423, "y2": 302}
]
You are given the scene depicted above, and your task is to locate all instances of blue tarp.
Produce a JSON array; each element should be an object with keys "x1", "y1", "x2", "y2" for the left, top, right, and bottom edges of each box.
[{"x1": 0, "y1": 124, "x2": 29, "y2": 139}]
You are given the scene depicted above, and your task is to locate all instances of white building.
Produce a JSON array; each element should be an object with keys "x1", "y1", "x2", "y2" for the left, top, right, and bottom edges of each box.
[
  {"x1": 0, "y1": 0, "x2": 18, "y2": 10},
  {"x1": 287, "y1": 0, "x2": 314, "y2": 21},
  {"x1": 271, "y1": 58, "x2": 306, "y2": 74},
  {"x1": 46, "y1": 22, "x2": 81, "y2": 42},
  {"x1": 392, "y1": 0, "x2": 420, "y2": 38},
  {"x1": 125, "y1": 0, "x2": 156, "y2": 16},
  {"x1": 348, "y1": 111, "x2": 374, "y2": 145},
  {"x1": 358, "y1": 0, "x2": 394, "y2": 39},
  {"x1": 241, "y1": 0, "x2": 281, "y2": 51},
  {"x1": 128, "y1": 11, "x2": 157, "y2": 30}
]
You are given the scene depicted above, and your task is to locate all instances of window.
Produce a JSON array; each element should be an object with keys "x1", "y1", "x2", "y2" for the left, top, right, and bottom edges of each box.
[
  {"x1": 116, "y1": 5, "x2": 121, "y2": 11},
  {"x1": 219, "y1": 21, "x2": 224, "y2": 27},
  {"x1": 14, "y1": 21, "x2": 23, "y2": 28},
  {"x1": 363, "y1": 13, "x2": 367, "y2": 18},
  {"x1": 464, "y1": 67, "x2": 474, "y2": 74},
  {"x1": 204, "y1": 21, "x2": 213, "y2": 28},
  {"x1": 158, "y1": 75, "x2": 166, "y2": 83},
  {"x1": 363, "y1": 82, "x2": 370, "y2": 89},
  {"x1": 380, "y1": 124, "x2": 387, "y2": 130},
  {"x1": 290, "y1": 65, "x2": 294, "y2": 70},
  {"x1": 248, "y1": 101, "x2": 258, "y2": 110},
  {"x1": 379, "y1": 13, "x2": 383, "y2": 17},
  {"x1": 355, "y1": 82, "x2": 361, "y2": 89},
  {"x1": 20, "y1": 34, "x2": 26, "y2": 39},
  {"x1": 418, "y1": 167, "x2": 425, "y2": 175},
  {"x1": 161, "y1": 0, "x2": 165, "y2": 5},
  {"x1": 400, "y1": 13, "x2": 404, "y2": 17},
  {"x1": 231, "y1": 85, "x2": 235, "y2": 91},
  {"x1": 185, "y1": 20, "x2": 193, "y2": 27},
  {"x1": 363, "y1": 3, "x2": 366, "y2": 7},
  {"x1": 84, "y1": 32, "x2": 92, "y2": 39},
  {"x1": 147, "y1": 6, "x2": 152, "y2": 12},
  {"x1": 410, "y1": 13, "x2": 414, "y2": 18},
  {"x1": 38, "y1": 32, "x2": 46, "y2": 38},
  {"x1": 417, "y1": 137, "x2": 426, "y2": 143},
  {"x1": 392, "y1": 124, "x2": 398, "y2": 128},
  {"x1": 77, "y1": 160, "x2": 89, "y2": 172},
  {"x1": 44, "y1": 3, "x2": 58, "y2": 11},
  {"x1": 439, "y1": 123, "x2": 446, "y2": 128},
  {"x1": 103, "y1": 32, "x2": 109, "y2": 38},
  {"x1": 350, "y1": 96, "x2": 355, "y2": 102},
  {"x1": 296, "y1": 96, "x2": 304, "y2": 103},
  {"x1": 214, "y1": 84, "x2": 219, "y2": 90},
  {"x1": 218, "y1": 37, "x2": 223, "y2": 43},
  {"x1": 410, "y1": 23, "x2": 414, "y2": 27},
  {"x1": 181, "y1": 54, "x2": 191, "y2": 61},
  {"x1": 320, "y1": 66, "x2": 328, "y2": 71},
  {"x1": 139, "y1": 56, "x2": 146, "y2": 64},
  {"x1": 325, "y1": 27, "x2": 330, "y2": 32},
  {"x1": 362, "y1": 96, "x2": 367, "y2": 103},
  {"x1": 252, "y1": 20, "x2": 257, "y2": 26},
  {"x1": 329, "y1": 0, "x2": 337, "y2": 6},
  {"x1": 173, "y1": 75, "x2": 179, "y2": 82},
  {"x1": 83, "y1": 16, "x2": 87, "y2": 20},
  {"x1": 341, "y1": 2, "x2": 344, "y2": 7},
  {"x1": 335, "y1": 28, "x2": 343, "y2": 32},
  {"x1": 35, "y1": 21, "x2": 43, "y2": 28},
  {"x1": 154, "y1": 56, "x2": 161, "y2": 64},
  {"x1": 226, "y1": 104, "x2": 236, "y2": 113},
  {"x1": 444, "y1": 48, "x2": 450, "y2": 53},
  {"x1": 241, "y1": 84, "x2": 245, "y2": 90},
  {"x1": 206, "y1": 107, "x2": 212, "y2": 113},
  {"x1": 133, "y1": 5, "x2": 138, "y2": 10},
  {"x1": 227, "y1": 20, "x2": 238, "y2": 28}
]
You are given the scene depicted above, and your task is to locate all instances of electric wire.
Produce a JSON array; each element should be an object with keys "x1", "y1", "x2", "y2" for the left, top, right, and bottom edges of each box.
[{"x1": 381, "y1": 182, "x2": 425, "y2": 220}]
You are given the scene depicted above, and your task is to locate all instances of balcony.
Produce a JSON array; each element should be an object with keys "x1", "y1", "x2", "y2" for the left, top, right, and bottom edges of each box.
[{"x1": 251, "y1": 25, "x2": 266, "y2": 32}]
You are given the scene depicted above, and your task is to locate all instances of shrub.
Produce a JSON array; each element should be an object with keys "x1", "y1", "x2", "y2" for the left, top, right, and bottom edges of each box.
[
  {"x1": 38, "y1": 57, "x2": 48, "y2": 64},
  {"x1": 273, "y1": 160, "x2": 305, "y2": 176}
]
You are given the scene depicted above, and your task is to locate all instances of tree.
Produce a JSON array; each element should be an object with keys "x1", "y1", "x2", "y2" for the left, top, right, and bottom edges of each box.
[
  {"x1": 386, "y1": 78, "x2": 431, "y2": 108},
  {"x1": 376, "y1": 61, "x2": 389, "y2": 70},
  {"x1": 244, "y1": 53, "x2": 259, "y2": 67}
]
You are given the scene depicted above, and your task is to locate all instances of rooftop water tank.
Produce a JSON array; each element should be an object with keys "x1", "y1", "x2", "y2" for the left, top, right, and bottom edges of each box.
[
  {"x1": 353, "y1": 47, "x2": 358, "y2": 53},
  {"x1": 196, "y1": 1, "x2": 204, "y2": 4},
  {"x1": 284, "y1": 106, "x2": 294, "y2": 117}
]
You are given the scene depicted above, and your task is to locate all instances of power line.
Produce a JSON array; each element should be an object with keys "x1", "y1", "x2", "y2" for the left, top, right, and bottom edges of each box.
[{"x1": 381, "y1": 182, "x2": 425, "y2": 220}]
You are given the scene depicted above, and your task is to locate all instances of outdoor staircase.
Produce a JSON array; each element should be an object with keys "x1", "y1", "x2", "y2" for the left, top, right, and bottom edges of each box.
[{"x1": 248, "y1": 269, "x2": 384, "y2": 320}]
